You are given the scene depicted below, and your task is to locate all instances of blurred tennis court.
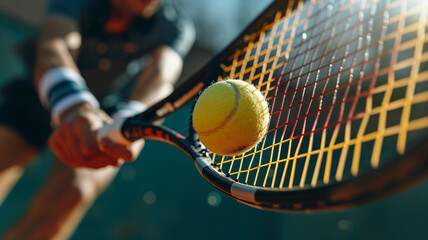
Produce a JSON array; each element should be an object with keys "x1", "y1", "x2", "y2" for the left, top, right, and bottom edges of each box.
[{"x1": 0, "y1": 0, "x2": 428, "y2": 239}]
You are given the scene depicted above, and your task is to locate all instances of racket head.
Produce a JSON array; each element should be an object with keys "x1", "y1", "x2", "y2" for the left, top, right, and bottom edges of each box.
[{"x1": 129, "y1": 0, "x2": 428, "y2": 211}]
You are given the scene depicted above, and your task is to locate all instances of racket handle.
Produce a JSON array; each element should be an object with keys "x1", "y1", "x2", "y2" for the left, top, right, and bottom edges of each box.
[{"x1": 96, "y1": 118, "x2": 132, "y2": 149}]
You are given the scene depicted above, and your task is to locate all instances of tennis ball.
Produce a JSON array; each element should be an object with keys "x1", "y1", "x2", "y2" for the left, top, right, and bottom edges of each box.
[{"x1": 192, "y1": 79, "x2": 270, "y2": 156}]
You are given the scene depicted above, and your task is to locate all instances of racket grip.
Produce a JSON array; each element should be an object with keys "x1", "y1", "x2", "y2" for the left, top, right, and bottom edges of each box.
[{"x1": 96, "y1": 118, "x2": 132, "y2": 149}]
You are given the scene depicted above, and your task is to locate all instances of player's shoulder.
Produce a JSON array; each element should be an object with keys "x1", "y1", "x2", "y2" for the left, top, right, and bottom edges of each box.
[
  {"x1": 155, "y1": 0, "x2": 195, "y2": 38},
  {"x1": 158, "y1": 0, "x2": 192, "y2": 24},
  {"x1": 152, "y1": 0, "x2": 195, "y2": 57}
]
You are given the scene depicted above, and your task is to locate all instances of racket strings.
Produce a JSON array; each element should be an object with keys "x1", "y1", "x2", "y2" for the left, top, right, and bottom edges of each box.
[
  {"x1": 210, "y1": 0, "x2": 428, "y2": 189},
  {"x1": 218, "y1": 0, "x2": 373, "y2": 183}
]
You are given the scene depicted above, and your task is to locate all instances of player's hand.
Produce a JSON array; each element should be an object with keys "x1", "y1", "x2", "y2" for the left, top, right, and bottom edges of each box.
[{"x1": 48, "y1": 103, "x2": 143, "y2": 168}]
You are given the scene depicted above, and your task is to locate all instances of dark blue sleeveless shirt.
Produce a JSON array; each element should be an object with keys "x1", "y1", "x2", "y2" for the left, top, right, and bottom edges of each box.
[{"x1": 47, "y1": 0, "x2": 195, "y2": 97}]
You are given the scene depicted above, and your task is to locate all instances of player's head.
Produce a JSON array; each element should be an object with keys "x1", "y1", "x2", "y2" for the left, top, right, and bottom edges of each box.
[{"x1": 112, "y1": 0, "x2": 162, "y2": 18}]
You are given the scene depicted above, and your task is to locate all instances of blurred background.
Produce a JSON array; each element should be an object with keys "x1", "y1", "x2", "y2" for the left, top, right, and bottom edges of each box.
[{"x1": 0, "y1": 0, "x2": 428, "y2": 239}]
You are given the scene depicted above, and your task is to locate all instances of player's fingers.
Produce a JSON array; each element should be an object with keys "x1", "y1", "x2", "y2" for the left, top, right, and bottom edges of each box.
[
  {"x1": 48, "y1": 133, "x2": 68, "y2": 164},
  {"x1": 85, "y1": 154, "x2": 121, "y2": 168},
  {"x1": 50, "y1": 138, "x2": 117, "y2": 168},
  {"x1": 99, "y1": 138, "x2": 133, "y2": 161},
  {"x1": 76, "y1": 116, "x2": 99, "y2": 156},
  {"x1": 49, "y1": 130, "x2": 79, "y2": 167},
  {"x1": 62, "y1": 122, "x2": 82, "y2": 162}
]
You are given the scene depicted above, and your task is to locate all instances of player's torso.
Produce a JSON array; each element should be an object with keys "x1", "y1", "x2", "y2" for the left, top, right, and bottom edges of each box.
[{"x1": 77, "y1": 0, "x2": 162, "y2": 99}]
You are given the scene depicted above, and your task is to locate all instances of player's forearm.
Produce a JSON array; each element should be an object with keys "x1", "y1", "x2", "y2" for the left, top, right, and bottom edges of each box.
[
  {"x1": 33, "y1": 16, "x2": 103, "y2": 125},
  {"x1": 128, "y1": 46, "x2": 183, "y2": 107},
  {"x1": 35, "y1": 40, "x2": 79, "y2": 87},
  {"x1": 34, "y1": 15, "x2": 81, "y2": 87}
]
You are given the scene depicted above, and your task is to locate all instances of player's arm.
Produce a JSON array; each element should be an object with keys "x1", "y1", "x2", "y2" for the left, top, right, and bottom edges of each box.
[
  {"x1": 122, "y1": 1, "x2": 195, "y2": 112},
  {"x1": 128, "y1": 45, "x2": 183, "y2": 107},
  {"x1": 34, "y1": 15, "x2": 80, "y2": 83},
  {"x1": 96, "y1": 2, "x2": 194, "y2": 153},
  {"x1": 35, "y1": 15, "x2": 141, "y2": 168},
  {"x1": 34, "y1": 14, "x2": 101, "y2": 126}
]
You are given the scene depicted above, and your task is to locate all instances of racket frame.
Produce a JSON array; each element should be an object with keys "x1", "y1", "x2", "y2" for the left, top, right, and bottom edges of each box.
[{"x1": 117, "y1": 0, "x2": 428, "y2": 211}]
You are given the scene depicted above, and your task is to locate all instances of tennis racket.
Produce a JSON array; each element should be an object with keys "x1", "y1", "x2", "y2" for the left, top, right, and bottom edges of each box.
[{"x1": 99, "y1": 0, "x2": 428, "y2": 211}]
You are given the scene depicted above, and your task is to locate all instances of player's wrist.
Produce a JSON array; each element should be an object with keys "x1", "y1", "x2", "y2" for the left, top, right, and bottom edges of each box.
[
  {"x1": 58, "y1": 102, "x2": 94, "y2": 122},
  {"x1": 96, "y1": 100, "x2": 147, "y2": 150},
  {"x1": 37, "y1": 67, "x2": 100, "y2": 126}
]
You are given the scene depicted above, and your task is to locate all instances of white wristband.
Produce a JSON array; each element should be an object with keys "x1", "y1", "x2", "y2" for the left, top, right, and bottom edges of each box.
[
  {"x1": 38, "y1": 67, "x2": 100, "y2": 125},
  {"x1": 112, "y1": 100, "x2": 147, "y2": 119},
  {"x1": 50, "y1": 91, "x2": 100, "y2": 125},
  {"x1": 38, "y1": 67, "x2": 86, "y2": 108}
]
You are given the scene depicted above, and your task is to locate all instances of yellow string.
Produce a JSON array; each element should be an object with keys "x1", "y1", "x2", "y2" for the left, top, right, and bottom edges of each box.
[{"x1": 209, "y1": 0, "x2": 428, "y2": 190}]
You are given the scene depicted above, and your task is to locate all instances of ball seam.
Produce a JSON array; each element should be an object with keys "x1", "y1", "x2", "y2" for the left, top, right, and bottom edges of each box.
[{"x1": 197, "y1": 82, "x2": 240, "y2": 136}]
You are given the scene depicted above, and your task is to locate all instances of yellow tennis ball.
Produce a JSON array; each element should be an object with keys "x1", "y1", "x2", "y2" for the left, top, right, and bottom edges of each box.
[{"x1": 192, "y1": 79, "x2": 270, "y2": 156}]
